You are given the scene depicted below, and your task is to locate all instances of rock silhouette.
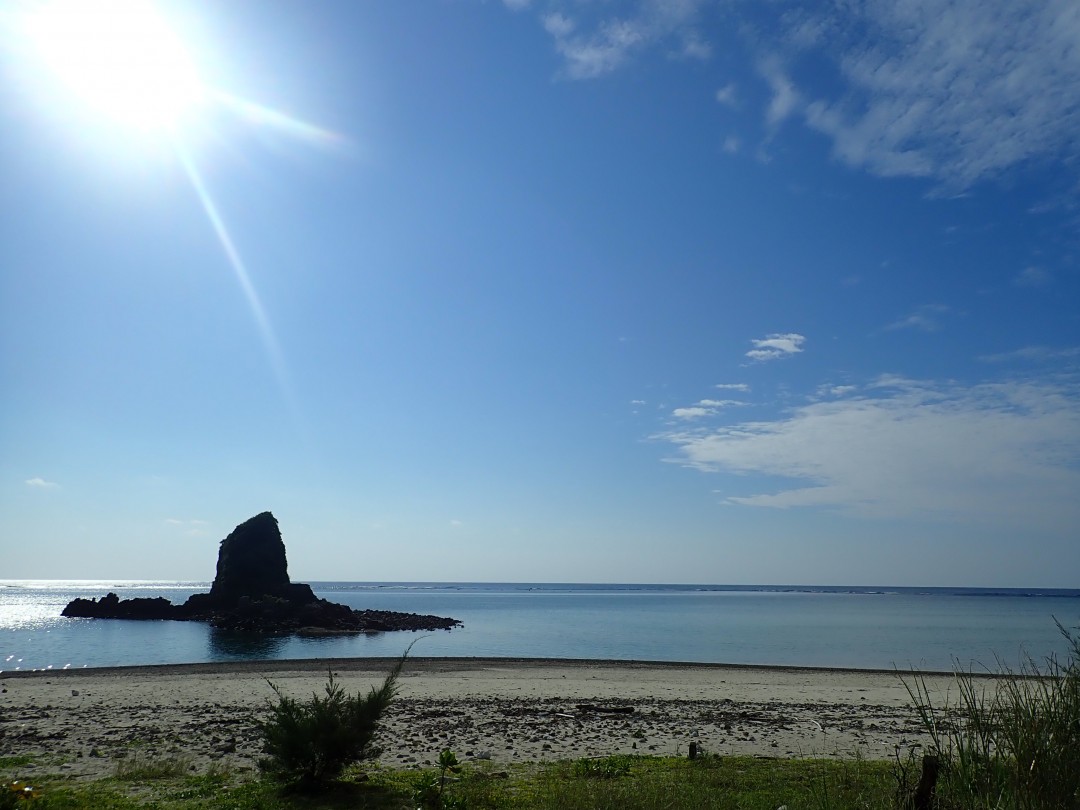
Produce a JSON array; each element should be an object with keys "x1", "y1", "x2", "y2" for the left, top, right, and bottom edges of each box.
[{"x1": 62, "y1": 512, "x2": 460, "y2": 635}]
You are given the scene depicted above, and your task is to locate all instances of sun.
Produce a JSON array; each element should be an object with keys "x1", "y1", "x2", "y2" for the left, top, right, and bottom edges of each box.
[{"x1": 26, "y1": 0, "x2": 204, "y2": 133}]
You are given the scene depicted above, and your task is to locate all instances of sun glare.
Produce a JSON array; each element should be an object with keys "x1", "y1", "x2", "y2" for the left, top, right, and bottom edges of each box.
[{"x1": 27, "y1": 0, "x2": 203, "y2": 132}]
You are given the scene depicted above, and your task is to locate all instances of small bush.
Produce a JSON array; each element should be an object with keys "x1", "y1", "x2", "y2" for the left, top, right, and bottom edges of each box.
[
  {"x1": 414, "y1": 749, "x2": 465, "y2": 809},
  {"x1": 257, "y1": 650, "x2": 409, "y2": 788}
]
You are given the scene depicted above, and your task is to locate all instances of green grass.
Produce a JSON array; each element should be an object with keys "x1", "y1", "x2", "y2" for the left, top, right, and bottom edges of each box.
[
  {"x1": 0, "y1": 755, "x2": 897, "y2": 809},
  {"x1": 114, "y1": 751, "x2": 195, "y2": 781}
]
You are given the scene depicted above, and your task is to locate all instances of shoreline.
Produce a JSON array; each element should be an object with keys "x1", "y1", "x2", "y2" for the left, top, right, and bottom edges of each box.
[
  {"x1": 0, "y1": 657, "x2": 974, "y2": 781},
  {"x1": 0, "y1": 655, "x2": 976, "y2": 679}
]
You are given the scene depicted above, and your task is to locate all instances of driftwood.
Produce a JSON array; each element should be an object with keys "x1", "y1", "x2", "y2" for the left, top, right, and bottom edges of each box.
[{"x1": 576, "y1": 704, "x2": 635, "y2": 714}]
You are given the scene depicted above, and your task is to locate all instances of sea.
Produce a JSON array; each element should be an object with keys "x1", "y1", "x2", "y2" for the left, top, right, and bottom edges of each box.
[{"x1": 2, "y1": 581, "x2": 1079, "y2": 674}]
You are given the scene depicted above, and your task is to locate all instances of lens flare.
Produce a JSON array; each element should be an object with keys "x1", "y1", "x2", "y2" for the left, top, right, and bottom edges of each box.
[
  {"x1": 16, "y1": 0, "x2": 346, "y2": 428},
  {"x1": 175, "y1": 144, "x2": 300, "y2": 419},
  {"x1": 26, "y1": 0, "x2": 203, "y2": 132}
]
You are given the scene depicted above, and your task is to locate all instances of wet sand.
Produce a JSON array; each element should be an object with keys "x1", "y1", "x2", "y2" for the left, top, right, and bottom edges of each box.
[{"x1": 0, "y1": 658, "x2": 970, "y2": 780}]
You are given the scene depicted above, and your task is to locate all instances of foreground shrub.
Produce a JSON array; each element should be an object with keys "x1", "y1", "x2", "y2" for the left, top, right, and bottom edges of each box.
[
  {"x1": 258, "y1": 650, "x2": 409, "y2": 788},
  {"x1": 902, "y1": 619, "x2": 1080, "y2": 809}
]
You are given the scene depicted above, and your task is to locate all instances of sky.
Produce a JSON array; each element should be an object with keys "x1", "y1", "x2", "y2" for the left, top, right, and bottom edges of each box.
[{"x1": 1, "y1": 0, "x2": 1078, "y2": 587}]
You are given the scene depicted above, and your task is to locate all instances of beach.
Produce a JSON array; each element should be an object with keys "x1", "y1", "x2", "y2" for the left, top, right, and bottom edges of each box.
[{"x1": 0, "y1": 658, "x2": 969, "y2": 781}]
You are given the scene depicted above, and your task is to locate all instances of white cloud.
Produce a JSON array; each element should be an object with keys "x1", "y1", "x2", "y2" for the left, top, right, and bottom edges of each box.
[
  {"x1": 759, "y1": 56, "x2": 800, "y2": 127},
  {"x1": 885, "y1": 304, "x2": 950, "y2": 332},
  {"x1": 715, "y1": 82, "x2": 738, "y2": 107},
  {"x1": 520, "y1": 0, "x2": 1080, "y2": 188},
  {"x1": 979, "y1": 345, "x2": 1080, "y2": 364},
  {"x1": 746, "y1": 332, "x2": 806, "y2": 361},
  {"x1": 538, "y1": 0, "x2": 709, "y2": 80},
  {"x1": 678, "y1": 32, "x2": 711, "y2": 61},
  {"x1": 549, "y1": 18, "x2": 643, "y2": 79},
  {"x1": 542, "y1": 12, "x2": 574, "y2": 39},
  {"x1": 1015, "y1": 266, "x2": 1052, "y2": 287},
  {"x1": 673, "y1": 398, "x2": 747, "y2": 419},
  {"x1": 25, "y1": 477, "x2": 58, "y2": 488},
  {"x1": 673, "y1": 406, "x2": 713, "y2": 419},
  {"x1": 816, "y1": 384, "x2": 858, "y2": 398},
  {"x1": 788, "y1": 0, "x2": 1080, "y2": 189},
  {"x1": 631, "y1": 399, "x2": 648, "y2": 405},
  {"x1": 715, "y1": 383, "x2": 750, "y2": 392},
  {"x1": 660, "y1": 377, "x2": 1080, "y2": 530}
]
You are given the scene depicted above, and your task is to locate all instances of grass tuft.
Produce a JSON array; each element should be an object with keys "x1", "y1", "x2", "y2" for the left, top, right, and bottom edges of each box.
[
  {"x1": 901, "y1": 618, "x2": 1080, "y2": 809},
  {"x1": 114, "y1": 751, "x2": 194, "y2": 781}
]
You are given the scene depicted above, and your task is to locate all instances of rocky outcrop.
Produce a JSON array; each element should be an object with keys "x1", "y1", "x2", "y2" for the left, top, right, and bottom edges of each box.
[
  {"x1": 62, "y1": 512, "x2": 461, "y2": 635},
  {"x1": 62, "y1": 593, "x2": 176, "y2": 620}
]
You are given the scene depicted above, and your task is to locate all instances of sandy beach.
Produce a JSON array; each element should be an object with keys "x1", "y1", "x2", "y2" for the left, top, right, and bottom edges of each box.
[{"x1": 0, "y1": 658, "x2": 968, "y2": 781}]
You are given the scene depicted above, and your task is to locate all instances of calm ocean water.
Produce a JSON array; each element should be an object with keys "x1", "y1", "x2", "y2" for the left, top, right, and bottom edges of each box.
[{"x1": 2, "y1": 581, "x2": 1078, "y2": 674}]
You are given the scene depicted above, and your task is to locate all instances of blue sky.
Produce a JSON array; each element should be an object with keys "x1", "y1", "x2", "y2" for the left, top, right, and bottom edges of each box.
[{"x1": 2, "y1": 0, "x2": 1078, "y2": 586}]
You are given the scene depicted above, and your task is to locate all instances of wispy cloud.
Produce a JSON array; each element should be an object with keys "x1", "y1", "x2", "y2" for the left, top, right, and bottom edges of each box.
[
  {"x1": 518, "y1": 0, "x2": 1080, "y2": 189},
  {"x1": 715, "y1": 383, "x2": 750, "y2": 392},
  {"x1": 677, "y1": 32, "x2": 711, "y2": 61},
  {"x1": 746, "y1": 333, "x2": 805, "y2": 362},
  {"x1": 789, "y1": 0, "x2": 1080, "y2": 189},
  {"x1": 659, "y1": 376, "x2": 1080, "y2": 530},
  {"x1": 538, "y1": 0, "x2": 709, "y2": 80},
  {"x1": 715, "y1": 82, "x2": 738, "y2": 107},
  {"x1": 979, "y1": 345, "x2": 1080, "y2": 364},
  {"x1": 759, "y1": 55, "x2": 800, "y2": 128},
  {"x1": 885, "y1": 304, "x2": 950, "y2": 332},
  {"x1": 816, "y1": 384, "x2": 858, "y2": 398},
  {"x1": 25, "y1": 477, "x2": 59, "y2": 489},
  {"x1": 1014, "y1": 266, "x2": 1052, "y2": 288},
  {"x1": 673, "y1": 398, "x2": 746, "y2": 419}
]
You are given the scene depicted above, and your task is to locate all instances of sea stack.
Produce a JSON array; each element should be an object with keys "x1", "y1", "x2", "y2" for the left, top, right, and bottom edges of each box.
[
  {"x1": 211, "y1": 511, "x2": 295, "y2": 600},
  {"x1": 183, "y1": 511, "x2": 317, "y2": 612},
  {"x1": 62, "y1": 512, "x2": 461, "y2": 635}
]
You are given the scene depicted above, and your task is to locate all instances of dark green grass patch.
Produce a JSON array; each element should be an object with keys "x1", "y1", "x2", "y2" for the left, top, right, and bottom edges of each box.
[
  {"x1": 522, "y1": 755, "x2": 894, "y2": 810},
  {"x1": 0, "y1": 754, "x2": 901, "y2": 809}
]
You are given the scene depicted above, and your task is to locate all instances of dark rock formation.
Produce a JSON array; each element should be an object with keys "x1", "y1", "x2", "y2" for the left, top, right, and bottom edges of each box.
[
  {"x1": 62, "y1": 593, "x2": 176, "y2": 621},
  {"x1": 179, "y1": 512, "x2": 318, "y2": 618},
  {"x1": 62, "y1": 512, "x2": 461, "y2": 635},
  {"x1": 210, "y1": 512, "x2": 311, "y2": 602}
]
